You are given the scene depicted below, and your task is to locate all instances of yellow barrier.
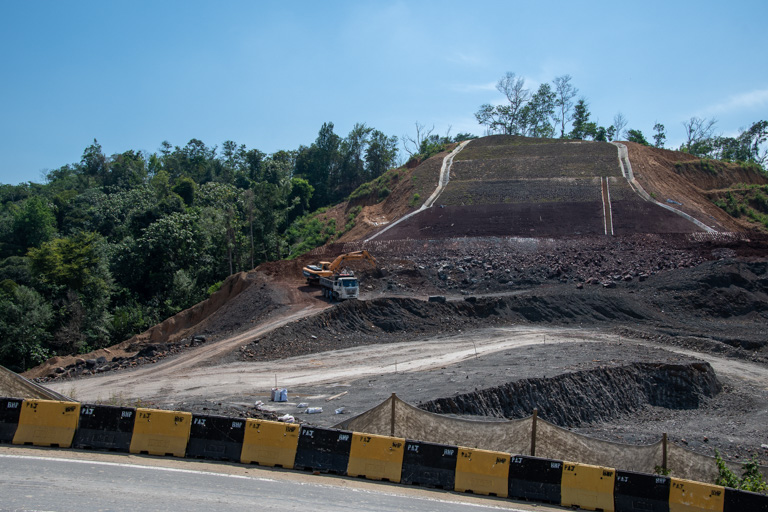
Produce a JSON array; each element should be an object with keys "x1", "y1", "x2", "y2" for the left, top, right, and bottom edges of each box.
[
  {"x1": 12, "y1": 399, "x2": 80, "y2": 448},
  {"x1": 347, "y1": 433, "x2": 406, "y2": 483},
  {"x1": 561, "y1": 461, "x2": 616, "y2": 511},
  {"x1": 669, "y1": 477, "x2": 725, "y2": 512},
  {"x1": 128, "y1": 408, "x2": 191, "y2": 457},
  {"x1": 454, "y1": 447, "x2": 510, "y2": 497},
  {"x1": 240, "y1": 419, "x2": 300, "y2": 468}
]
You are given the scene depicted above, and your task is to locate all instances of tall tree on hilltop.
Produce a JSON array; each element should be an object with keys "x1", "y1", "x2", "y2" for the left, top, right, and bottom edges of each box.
[
  {"x1": 475, "y1": 72, "x2": 530, "y2": 135},
  {"x1": 653, "y1": 123, "x2": 667, "y2": 148},
  {"x1": 553, "y1": 74, "x2": 578, "y2": 138},
  {"x1": 613, "y1": 113, "x2": 628, "y2": 140},
  {"x1": 365, "y1": 130, "x2": 399, "y2": 180},
  {"x1": 569, "y1": 98, "x2": 592, "y2": 140},
  {"x1": 521, "y1": 83, "x2": 556, "y2": 138},
  {"x1": 681, "y1": 116, "x2": 718, "y2": 156}
]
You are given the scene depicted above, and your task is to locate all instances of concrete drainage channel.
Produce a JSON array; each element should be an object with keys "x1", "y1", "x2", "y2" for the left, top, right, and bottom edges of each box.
[{"x1": 1, "y1": 395, "x2": 766, "y2": 511}]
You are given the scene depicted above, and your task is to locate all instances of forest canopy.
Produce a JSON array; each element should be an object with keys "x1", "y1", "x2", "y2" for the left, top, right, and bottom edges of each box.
[{"x1": 0, "y1": 122, "x2": 399, "y2": 371}]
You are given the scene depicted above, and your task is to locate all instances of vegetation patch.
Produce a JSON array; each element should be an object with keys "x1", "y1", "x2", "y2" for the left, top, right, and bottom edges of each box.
[{"x1": 711, "y1": 184, "x2": 768, "y2": 230}]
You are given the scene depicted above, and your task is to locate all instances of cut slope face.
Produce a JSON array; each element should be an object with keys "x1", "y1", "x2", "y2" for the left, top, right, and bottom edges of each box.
[{"x1": 375, "y1": 135, "x2": 706, "y2": 240}]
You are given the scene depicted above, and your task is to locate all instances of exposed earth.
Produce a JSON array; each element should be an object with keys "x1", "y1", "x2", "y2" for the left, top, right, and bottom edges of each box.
[{"x1": 19, "y1": 136, "x2": 768, "y2": 472}]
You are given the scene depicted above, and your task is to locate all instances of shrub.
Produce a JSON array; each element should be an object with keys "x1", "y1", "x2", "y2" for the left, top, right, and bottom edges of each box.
[
  {"x1": 715, "y1": 449, "x2": 767, "y2": 493},
  {"x1": 409, "y1": 193, "x2": 421, "y2": 207}
]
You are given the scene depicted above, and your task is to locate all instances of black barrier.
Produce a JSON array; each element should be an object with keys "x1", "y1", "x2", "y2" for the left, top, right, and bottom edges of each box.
[
  {"x1": 72, "y1": 404, "x2": 136, "y2": 452},
  {"x1": 400, "y1": 440, "x2": 458, "y2": 489},
  {"x1": 294, "y1": 425, "x2": 352, "y2": 475},
  {"x1": 613, "y1": 470, "x2": 670, "y2": 512},
  {"x1": 724, "y1": 487, "x2": 768, "y2": 512},
  {"x1": 186, "y1": 414, "x2": 246, "y2": 462},
  {"x1": 0, "y1": 398, "x2": 22, "y2": 443},
  {"x1": 507, "y1": 455, "x2": 562, "y2": 504}
]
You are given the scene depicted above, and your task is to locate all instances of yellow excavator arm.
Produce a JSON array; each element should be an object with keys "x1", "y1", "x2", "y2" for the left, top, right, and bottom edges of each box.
[{"x1": 302, "y1": 250, "x2": 376, "y2": 284}]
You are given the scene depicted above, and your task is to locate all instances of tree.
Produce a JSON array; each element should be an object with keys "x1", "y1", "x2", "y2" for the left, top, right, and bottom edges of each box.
[
  {"x1": 613, "y1": 113, "x2": 628, "y2": 140},
  {"x1": 681, "y1": 117, "x2": 718, "y2": 156},
  {"x1": 474, "y1": 72, "x2": 530, "y2": 135},
  {"x1": 295, "y1": 123, "x2": 342, "y2": 209},
  {"x1": 626, "y1": 129, "x2": 650, "y2": 146},
  {"x1": 569, "y1": 98, "x2": 592, "y2": 140},
  {"x1": 28, "y1": 231, "x2": 113, "y2": 352},
  {"x1": 553, "y1": 74, "x2": 578, "y2": 138},
  {"x1": 521, "y1": 83, "x2": 556, "y2": 138},
  {"x1": 337, "y1": 123, "x2": 373, "y2": 198},
  {"x1": 496, "y1": 72, "x2": 530, "y2": 134},
  {"x1": 365, "y1": 130, "x2": 399, "y2": 179},
  {"x1": 10, "y1": 197, "x2": 57, "y2": 254},
  {"x1": 0, "y1": 284, "x2": 53, "y2": 371},
  {"x1": 81, "y1": 139, "x2": 108, "y2": 180},
  {"x1": 402, "y1": 122, "x2": 436, "y2": 156},
  {"x1": 653, "y1": 123, "x2": 666, "y2": 148}
]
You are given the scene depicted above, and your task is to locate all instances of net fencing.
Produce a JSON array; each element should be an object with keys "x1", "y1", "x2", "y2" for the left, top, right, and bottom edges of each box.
[{"x1": 335, "y1": 394, "x2": 763, "y2": 484}]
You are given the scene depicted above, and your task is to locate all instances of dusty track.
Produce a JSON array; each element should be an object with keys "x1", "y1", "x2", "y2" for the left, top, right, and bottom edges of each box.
[{"x1": 48, "y1": 303, "x2": 326, "y2": 401}]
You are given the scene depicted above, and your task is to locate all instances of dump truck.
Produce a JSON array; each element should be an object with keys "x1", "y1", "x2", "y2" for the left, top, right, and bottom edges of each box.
[
  {"x1": 319, "y1": 273, "x2": 359, "y2": 301},
  {"x1": 302, "y1": 250, "x2": 376, "y2": 285}
]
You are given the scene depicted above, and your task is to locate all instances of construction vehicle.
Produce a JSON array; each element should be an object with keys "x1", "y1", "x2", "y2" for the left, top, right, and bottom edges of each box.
[
  {"x1": 319, "y1": 273, "x2": 359, "y2": 301},
  {"x1": 302, "y1": 250, "x2": 376, "y2": 285}
]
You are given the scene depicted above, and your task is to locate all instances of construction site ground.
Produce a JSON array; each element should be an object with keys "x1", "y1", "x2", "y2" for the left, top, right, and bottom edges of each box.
[
  {"x1": 37, "y1": 236, "x2": 768, "y2": 469},
  {"x1": 18, "y1": 136, "x2": 768, "y2": 476}
]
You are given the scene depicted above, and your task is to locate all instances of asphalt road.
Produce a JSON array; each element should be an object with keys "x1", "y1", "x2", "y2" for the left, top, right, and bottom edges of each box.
[{"x1": 0, "y1": 446, "x2": 558, "y2": 512}]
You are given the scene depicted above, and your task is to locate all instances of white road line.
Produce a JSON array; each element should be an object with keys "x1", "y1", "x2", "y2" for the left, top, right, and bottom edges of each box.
[{"x1": 366, "y1": 140, "x2": 471, "y2": 242}]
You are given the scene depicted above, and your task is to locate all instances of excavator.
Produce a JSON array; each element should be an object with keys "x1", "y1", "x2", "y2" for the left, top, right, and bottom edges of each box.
[{"x1": 302, "y1": 250, "x2": 377, "y2": 285}]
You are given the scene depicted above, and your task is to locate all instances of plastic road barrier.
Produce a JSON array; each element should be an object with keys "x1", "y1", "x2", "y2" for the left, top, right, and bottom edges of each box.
[
  {"x1": 294, "y1": 425, "x2": 353, "y2": 475},
  {"x1": 507, "y1": 455, "x2": 563, "y2": 505},
  {"x1": 400, "y1": 440, "x2": 458, "y2": 489},
  {"x1": 129, "y1": 408, "x2": 191, "y2": 457},
  {"x1": 613, "y1": 470, "x2": 670, "y2": 512},
  {"x1": 561, "y1": 461, "x2": 616, "y2": 512},
  {"x1": 12, "y1": 399, "x2": 80, "y2": 448},
  {"x1": 454, "y1": 447, "x2": 510, "y2": 498},
  {"x1": 187, "y1": 414, "x2": 246, "y2": 462},
  {"x1": 0, "y1": 397, "x2": 23, "y2": 443},
  {"x1": 347, "y1": 432, "x2": 406, "y2": 483},
  {"x1": 723, "y1": 487, "x2": 768, "y2": 512},
  {"x1": 72, "y1": 404, "x2": 136, "y2": 452},
  {"x1": 669, "y1": 478, "x2": 724, "y2": 512},
  {"x1": 240, "y1": 419, "x2": 299, "y2": 468}
]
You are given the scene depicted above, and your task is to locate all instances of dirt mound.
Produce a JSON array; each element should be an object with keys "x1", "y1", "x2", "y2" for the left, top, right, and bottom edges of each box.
[
  {"x1": 420, "y1": 362, "x2": 722, "y2": 427},
  {"x1": 237, "y1": 292, "x2": 662, "y2": 362}
]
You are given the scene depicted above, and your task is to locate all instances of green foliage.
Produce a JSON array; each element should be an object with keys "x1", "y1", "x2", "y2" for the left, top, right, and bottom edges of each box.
[
  {"x1": 626, "y1": 129, "x2": 650, "y2": 146},
  {"x1": 345, "y1": 206, "x2": 362, "y2": 231},
  {"x1": 0, "y1": 285, "x2": 53, "y2": 371},
  {"x1": 653, "y1": 122, "x2": 666, "y2": 148},
  {"x1": 207, "y1": 281, "x2": 223, "y2": 296},
  {"x1": 409, "y1": 193, "x2": 421, "y2": 207},
  {"x1": 715, "y1": 449, "x2": 767, "y2": 493},
  {"x1": 172, "y1": 177, "x2": 197, "y2": 206},
  {"x1": 653, "y1": 465, "x2": 671, "y2": 476},
  {"x1": 286, "y1": 213, "x2": 338, "y2": 258}
]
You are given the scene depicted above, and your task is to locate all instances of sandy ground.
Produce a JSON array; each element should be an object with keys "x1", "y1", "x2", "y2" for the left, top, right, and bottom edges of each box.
[{"x1": 46, "y1": 322, "x2": 768, "y2": 464}]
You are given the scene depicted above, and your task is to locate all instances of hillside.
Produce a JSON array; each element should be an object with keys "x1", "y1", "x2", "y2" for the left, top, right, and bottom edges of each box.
[{"x1": 312, "y1": 136, "x2": 768, "y2": 243}]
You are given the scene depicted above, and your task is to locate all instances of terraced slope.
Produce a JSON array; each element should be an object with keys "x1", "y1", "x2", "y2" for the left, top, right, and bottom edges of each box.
[{"x1": 375, "y1": 135, "x2": 706, "y2": 240}]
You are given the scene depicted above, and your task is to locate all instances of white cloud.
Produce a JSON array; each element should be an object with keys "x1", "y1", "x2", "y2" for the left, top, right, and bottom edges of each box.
[
  {"x1": 705, "y1": 88, "x2": 768, "y2": 114},
  {"x1": 451, "y1": 81, "x2": 498, "y2": 93}
]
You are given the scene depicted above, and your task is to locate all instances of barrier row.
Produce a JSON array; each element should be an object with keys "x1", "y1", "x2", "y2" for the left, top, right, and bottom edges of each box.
[{"x1": 1, "y1": 398, "x2": 766, "y2": 511}]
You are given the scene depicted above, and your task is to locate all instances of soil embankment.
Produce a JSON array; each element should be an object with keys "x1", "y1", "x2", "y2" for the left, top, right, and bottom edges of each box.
[{"x1": 421, "y1": 362, "x2": 722, "y2": 426}]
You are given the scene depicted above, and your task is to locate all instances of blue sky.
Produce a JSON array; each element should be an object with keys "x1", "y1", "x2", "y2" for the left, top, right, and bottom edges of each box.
[{"x1": 1, "y1": 0, "x2": 766, "y2": 185}]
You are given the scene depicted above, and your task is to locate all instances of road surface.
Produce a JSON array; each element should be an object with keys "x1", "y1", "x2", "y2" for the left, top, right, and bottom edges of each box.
[{"x1": 0, "y1": 446, "x2": 557, "y2": 512}]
